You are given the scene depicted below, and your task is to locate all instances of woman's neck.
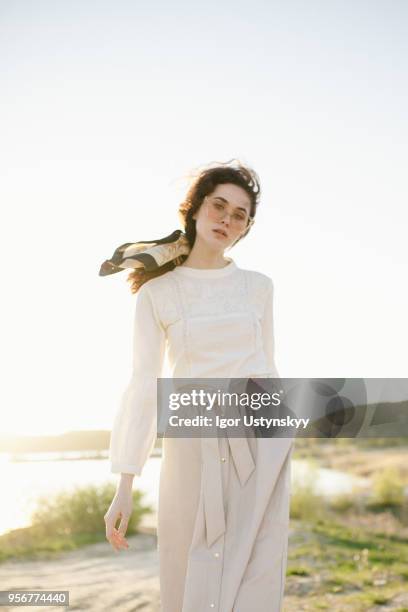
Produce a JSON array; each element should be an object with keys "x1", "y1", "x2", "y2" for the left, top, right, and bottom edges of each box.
[{"x1": 181, "y1": 243, "x2": 230, "y2": 270}]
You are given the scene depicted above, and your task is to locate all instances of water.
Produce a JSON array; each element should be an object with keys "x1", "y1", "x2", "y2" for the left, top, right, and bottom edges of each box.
[
  {"x1": 292, "y1": 459, "x2": 368, "y2": 496},
  {"x1": 0, "y1": 451, "x2": 368, "y2": 536}
]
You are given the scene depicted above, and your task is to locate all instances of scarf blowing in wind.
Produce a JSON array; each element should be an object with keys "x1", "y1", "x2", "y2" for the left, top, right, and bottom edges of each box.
[{"x1": 98, "y1": 229, "x2": 191, "y2": 277}]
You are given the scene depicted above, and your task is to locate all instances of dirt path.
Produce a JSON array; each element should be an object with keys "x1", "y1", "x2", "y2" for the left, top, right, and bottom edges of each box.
[
  {"x1": 0, "y1": 533, "x2": 161, "y2": 612},
  {"x1": 1, "y1": 524, "x2": 407, "y2": 611}
]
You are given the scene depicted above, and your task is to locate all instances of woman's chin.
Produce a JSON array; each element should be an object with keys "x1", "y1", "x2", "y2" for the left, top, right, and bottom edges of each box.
[{"x1": 200, "y1": 233, "x2": 228, "y2": 251}]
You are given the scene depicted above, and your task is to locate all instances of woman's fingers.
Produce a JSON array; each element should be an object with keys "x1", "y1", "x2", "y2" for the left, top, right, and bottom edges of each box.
[
  {"x1": 117, "y1": 516, "x2": 129, "y2": 539},
  {"x1": 113, "y1": 527, "x2": 129, "y2": 546},
  {"x1": 104, "y1": 503, "x2": 132, "y2": 552},
  {"x1": 110, "y1": 527, "x2": 129, "y2": 550},
  {"x1": 108, "y1": 532, "x2": 128, "y2": 551},
  {"x1": 104, "y1": 515, "x2": 129, "y2": 550}
]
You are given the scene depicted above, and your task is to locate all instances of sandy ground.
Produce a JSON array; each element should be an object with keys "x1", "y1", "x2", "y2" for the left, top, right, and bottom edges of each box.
[
  {"x1": 2, "y1": 531, "x2": 408, "y2": 612},
  {"x1": 0, "y1": 532, "x2": 161, "y2": 612},
  {"x1": 1, "y1": 519, "x2": 407, "y2": 611}
]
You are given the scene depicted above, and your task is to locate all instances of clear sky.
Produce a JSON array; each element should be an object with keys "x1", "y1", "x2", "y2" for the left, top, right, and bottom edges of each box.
[{"x1": 1, "y1": 0, "x2": 407, "y2": 435}]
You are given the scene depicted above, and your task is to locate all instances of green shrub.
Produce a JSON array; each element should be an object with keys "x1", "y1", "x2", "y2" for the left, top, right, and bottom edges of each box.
[
  {"x1": 0, "y1": 482, "x2": 153, "y2": 562},
  {"x1": 328, "y1": 493, "x2": 356, "y2": 513},
  {"x1": 290, "y1": 465, "x2": 326, "y2": 521},
  {"x1": 30, "y1": 482, "x2": 152, "y2": 537},
  {"x1": 367, "y1": 467, "x2": 405, "y2": 510}
]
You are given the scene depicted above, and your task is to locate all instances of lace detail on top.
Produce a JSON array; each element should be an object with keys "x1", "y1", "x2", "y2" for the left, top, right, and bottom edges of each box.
[{"x1": 172, "y1": 272, "x2": 248, "y2": 318}]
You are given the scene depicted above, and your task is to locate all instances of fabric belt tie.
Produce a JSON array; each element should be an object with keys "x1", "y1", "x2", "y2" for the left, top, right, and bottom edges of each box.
[
  {"x1": 202, "y1": 434, "x2": 255, "y2": 548},
  {"x1": 199, "y1": 382, "x2": 256, "y2": 548}
]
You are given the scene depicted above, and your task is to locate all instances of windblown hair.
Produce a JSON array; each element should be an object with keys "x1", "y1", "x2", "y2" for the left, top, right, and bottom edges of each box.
[{"x1": 127, "y1": 159, "x2": 261, "y2": 293}]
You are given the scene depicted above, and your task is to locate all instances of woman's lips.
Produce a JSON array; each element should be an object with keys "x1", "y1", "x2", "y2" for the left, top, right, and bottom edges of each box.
[{"x1": 213, "y1": 229, "x2": 228, "y2": 239}]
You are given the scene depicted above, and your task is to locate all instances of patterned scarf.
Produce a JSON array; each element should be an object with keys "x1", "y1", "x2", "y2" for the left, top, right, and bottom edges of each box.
[{"x1": 98, "y1": 229, "x2": 190, "y2": 277}]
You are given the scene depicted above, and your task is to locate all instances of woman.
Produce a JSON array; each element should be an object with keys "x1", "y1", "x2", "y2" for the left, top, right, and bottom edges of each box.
[{"x1": 102, "y1": 160, "x2": 294, "y2": 611}]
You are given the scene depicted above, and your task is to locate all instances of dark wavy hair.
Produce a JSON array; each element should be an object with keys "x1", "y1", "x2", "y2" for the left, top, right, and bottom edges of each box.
[{"x1": 127, "y1": 159, "x2": 261, "y2": 293}]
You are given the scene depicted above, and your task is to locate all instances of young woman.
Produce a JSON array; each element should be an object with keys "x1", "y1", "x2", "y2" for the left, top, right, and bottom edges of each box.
[{"x1": 102, "y1": 161, "x2": 295, "y2": 612}]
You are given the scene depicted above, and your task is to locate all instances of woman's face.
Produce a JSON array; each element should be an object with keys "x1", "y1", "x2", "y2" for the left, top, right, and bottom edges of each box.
[{"x1": 192, "y1": 183, "x2": 252, "y2": 251}]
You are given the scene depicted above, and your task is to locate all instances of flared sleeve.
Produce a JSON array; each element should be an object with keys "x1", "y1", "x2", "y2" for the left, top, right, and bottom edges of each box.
[
  {"x1": 109, "y1": 282, "x2": 166, "y2": 475},
  {"x1": 261, "y1": 278, "x2": 281, "y2": 380}
]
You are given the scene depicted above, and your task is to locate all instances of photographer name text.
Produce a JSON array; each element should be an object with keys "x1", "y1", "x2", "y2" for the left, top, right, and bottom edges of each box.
[{"x1": 168, "y1": 415, "x2": 310, "y2": 429}]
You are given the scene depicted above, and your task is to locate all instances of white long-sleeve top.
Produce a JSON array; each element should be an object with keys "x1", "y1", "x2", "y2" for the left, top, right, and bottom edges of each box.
[{"x1": 109, "y1": 257, "x2": 280, "y2": 475}]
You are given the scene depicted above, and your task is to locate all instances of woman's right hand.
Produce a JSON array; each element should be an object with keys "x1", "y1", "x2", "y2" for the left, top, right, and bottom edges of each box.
[{"x1": 104, "y1": 480, "x2": 134, "y2": 552}]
